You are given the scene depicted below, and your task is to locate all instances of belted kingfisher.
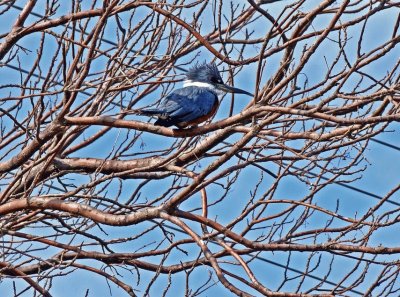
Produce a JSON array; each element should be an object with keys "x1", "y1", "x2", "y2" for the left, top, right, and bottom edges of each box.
[{"x1": 137, "y1": 62, "x2": 253, "y2": 128}]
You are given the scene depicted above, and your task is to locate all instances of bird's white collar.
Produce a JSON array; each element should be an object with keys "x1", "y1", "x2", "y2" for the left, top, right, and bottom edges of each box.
[{"x1": 183, "y1": 80, "x2": 215, "y2": 89}]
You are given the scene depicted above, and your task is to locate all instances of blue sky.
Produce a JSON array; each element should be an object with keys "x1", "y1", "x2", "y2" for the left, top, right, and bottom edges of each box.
[{"x1": 1, "y1": 1, "x2": 400, "y2": 296}]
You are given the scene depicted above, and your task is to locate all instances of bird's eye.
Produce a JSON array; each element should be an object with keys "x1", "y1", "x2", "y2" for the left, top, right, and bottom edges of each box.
[{"x1": 211, "y1": 77, "x2": 222, "y2": 84}]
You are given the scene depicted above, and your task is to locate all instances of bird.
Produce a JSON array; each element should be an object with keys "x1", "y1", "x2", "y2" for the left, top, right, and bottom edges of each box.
[{"x1": 137, "y1": 62, "x2": 253, "y2": 128}]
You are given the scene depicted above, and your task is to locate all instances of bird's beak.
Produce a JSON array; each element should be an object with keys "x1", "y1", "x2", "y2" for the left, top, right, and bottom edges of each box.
[{"x1": 216, "y1": 83, "x2": 254, "y2": 97}]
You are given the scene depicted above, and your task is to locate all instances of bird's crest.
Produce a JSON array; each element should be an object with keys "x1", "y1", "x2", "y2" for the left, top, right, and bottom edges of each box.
[{"x1": 185, "y1": 62, "x2": 223, "y2": 84}]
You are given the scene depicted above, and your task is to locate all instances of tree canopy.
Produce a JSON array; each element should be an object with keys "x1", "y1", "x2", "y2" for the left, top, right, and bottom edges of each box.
[{"x1": 0, "y1": 1, "x2": 400, "y2": 296}]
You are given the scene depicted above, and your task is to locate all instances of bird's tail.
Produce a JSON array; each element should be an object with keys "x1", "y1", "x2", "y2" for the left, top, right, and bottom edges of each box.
[
  {"x1": 138, "y1": 108, "x2": 176, "y2": 127},
  {"x1": 123, "y1": 107, "x2": 161, "y2": 116},
  {"x1": 124, "y1": 108, "x2": 174, "y2": 127},
  {"x1": 153, "y1": 118, "x2": 175, "y2": 127}
]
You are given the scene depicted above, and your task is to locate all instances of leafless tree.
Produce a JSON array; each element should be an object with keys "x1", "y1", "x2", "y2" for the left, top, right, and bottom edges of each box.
[{"x1": 0, "y1": 0, "x2": 400, "y2": 296}]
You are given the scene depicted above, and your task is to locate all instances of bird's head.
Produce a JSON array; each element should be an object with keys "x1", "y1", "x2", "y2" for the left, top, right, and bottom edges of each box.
[{"x1": 184, "y1": 62, "x2": 253, "y2": 97}]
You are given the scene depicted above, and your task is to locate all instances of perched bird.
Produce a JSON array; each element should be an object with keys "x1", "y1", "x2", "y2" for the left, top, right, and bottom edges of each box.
[{"x1": 137, "y1": 62, "x2": 253, "y2": 128}]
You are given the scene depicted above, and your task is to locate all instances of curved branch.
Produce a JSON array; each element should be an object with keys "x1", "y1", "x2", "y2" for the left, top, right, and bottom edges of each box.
[
  {"x1": 0, "y1": 197, "x2": 161, "y2": 226},
  {"x1": 0, "y1": 261, "x2": 52, "y2": 297}
]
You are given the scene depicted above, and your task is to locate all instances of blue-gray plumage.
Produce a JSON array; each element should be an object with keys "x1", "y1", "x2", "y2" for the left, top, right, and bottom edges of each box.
[{"x1": 138, "y1": 62, "x2": 253, "y2": 128}]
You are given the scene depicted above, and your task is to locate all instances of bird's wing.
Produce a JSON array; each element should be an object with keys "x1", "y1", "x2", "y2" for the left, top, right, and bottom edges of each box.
[{"x1": 158, "y1": 87, "x2": 218, "y2": 122}]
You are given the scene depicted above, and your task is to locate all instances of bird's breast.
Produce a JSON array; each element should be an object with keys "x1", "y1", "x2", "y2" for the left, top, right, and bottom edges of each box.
[{"x1": 176, "y1": 98, "x2": 219, "y2": 128}]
